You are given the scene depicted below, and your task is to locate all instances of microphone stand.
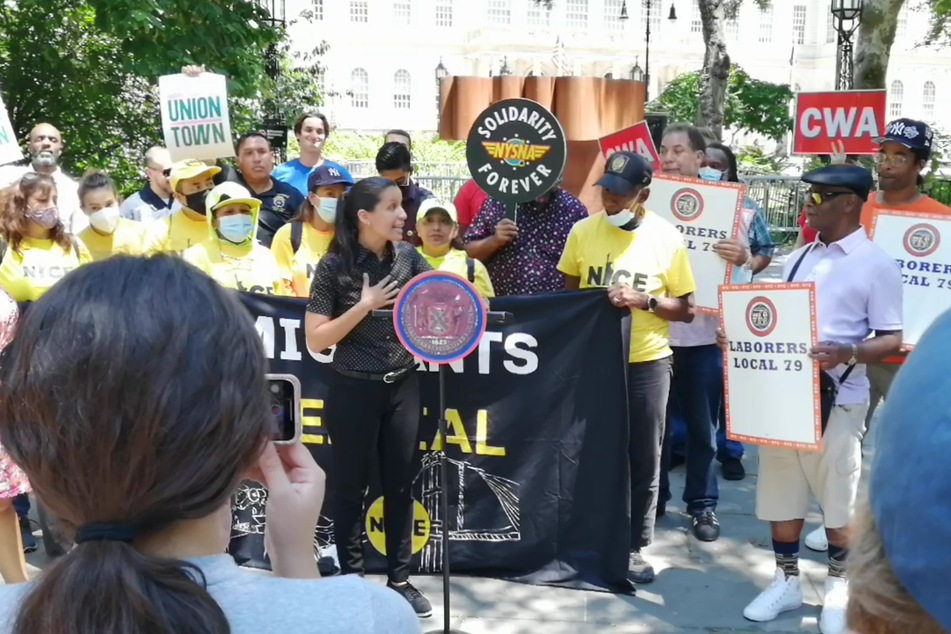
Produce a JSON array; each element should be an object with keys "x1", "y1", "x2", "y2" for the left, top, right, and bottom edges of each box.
[{"x1": 372, "y1": 309, "x2": 511, "y2": 634}]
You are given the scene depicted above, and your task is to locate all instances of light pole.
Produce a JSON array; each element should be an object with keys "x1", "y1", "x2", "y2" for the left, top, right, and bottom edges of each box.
[
  {"x1": 620, "y1": 0, "x2": 677, "y2": 102},
  {"x1": 831, "y1": 0, "x2": 863, "y2": 90},
  {"x1": 499, "y1": 57, "x2": 512, "y2": 76},
  {"x1": 257, "y1": 0, "x2": 288, "y2": 160},
  {"x1": 435, "y1": 59, "x2": 448, "y2": 127}
]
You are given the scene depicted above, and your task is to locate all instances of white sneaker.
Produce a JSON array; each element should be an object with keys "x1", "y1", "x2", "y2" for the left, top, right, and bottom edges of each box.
[
  {"x1": 806, "y1": 526, "x2": 829, "y2": 552},
  {"x1": 743, "y1": 568, "x2": 804, "y2": 622},
  {"x1": 820, "y1": 576, "x2": 849, "y2": 634}
]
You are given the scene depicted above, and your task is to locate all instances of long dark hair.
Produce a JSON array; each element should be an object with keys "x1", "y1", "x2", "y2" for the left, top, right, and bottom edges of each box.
[
  {"x1": 0, "y1": 255, "x2": 270, "y2": 634},
  {"x1": 707, "y1": 142, "x2": 739, "y2": 182},
  {"x1": 327, "y1": 176, "x2": 400, "y2": 282},
  {"x1": 0, "y1": 173, "x2": 73, "y2": 255}
]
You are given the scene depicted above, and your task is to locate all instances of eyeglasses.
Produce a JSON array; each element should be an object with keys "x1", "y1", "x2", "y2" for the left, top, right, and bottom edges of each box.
[
  {"x1": 809, "y1": 191, "x2": 853, "y2": 205},
  {"x1": 874, "y1": 154, "x2": 912, "y2": 167}
]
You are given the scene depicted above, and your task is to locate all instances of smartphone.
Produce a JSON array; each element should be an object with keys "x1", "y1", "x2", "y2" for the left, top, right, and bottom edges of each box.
[{"x1": 266, "y1": 374, "x2": 302, "y2": 445}]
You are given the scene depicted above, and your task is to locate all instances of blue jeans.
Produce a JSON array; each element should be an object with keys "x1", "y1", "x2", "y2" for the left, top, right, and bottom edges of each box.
[
  {"x1": 661, "y1": 345, "x2": 721, "y2": 514},
  {"x1": 12, "y1": 494, "x2": 29, "y2": 519},
  {"x1": 669, "y1": 382, "x2": 745, "y2": 461}
]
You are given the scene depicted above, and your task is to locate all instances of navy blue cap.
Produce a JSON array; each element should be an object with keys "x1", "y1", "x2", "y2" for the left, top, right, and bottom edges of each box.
[
  {"x1": 307, "y1": 164, "x2": 354, "y2": 191},
  {"x1": 876, "y1": 118, "x2": 933, "y2": 157},
  {"x1": 801, "y1": 164, "x2": 874, "y2": 201},
  {"x1": 597, "y1": 151, "x2": 652, "y2": 196},
  {"x1": 870, "y1": 312, "x2": 951, "y2": 631}
]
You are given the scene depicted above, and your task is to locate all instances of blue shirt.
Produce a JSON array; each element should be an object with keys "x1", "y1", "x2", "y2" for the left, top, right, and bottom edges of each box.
[
  {"x1": 730, "y1": 196, "x2": 776, "y2": 284},
  {"x1": 272, "y1": 159, "x2": 353, "y2": 197}
]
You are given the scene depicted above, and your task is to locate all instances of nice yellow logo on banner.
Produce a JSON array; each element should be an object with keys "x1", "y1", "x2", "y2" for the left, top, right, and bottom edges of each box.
[{"x1": 365, "y1": 497, "x2": 432, "y2": 555}]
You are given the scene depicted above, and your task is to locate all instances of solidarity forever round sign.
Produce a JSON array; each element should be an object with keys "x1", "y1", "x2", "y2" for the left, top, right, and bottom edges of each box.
[
  {"x1": 393, "y1": 271, "x2": 488, "y2": 365},
  {"x1": 465, "y1": 98, "x2": 568, "y2": 204}
]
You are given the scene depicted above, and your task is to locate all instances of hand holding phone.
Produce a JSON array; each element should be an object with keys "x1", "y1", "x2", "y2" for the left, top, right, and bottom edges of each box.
[{"x1": 266, "y1": 374, "x2": 302, "y2": 445}]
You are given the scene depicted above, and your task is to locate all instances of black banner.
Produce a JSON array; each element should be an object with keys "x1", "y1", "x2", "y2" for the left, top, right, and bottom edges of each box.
[{"x1": 230, "y1": 290, "x2": 633, "y2": 593}]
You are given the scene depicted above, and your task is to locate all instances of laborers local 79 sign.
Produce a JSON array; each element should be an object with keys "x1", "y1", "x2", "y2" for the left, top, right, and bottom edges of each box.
[{"x1": 465, "y1": 98, "x2": 568, "y2": 204}]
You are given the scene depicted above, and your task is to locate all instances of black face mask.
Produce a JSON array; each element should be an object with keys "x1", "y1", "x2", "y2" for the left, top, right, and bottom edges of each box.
[{"x1": 185, "y1": 190, "x2": 209, "y2": 214}]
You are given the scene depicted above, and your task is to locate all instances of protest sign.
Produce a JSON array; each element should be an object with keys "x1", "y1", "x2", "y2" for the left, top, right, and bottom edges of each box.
[
  {"x1": 230, "y1": 290, "x2": 634, "y2": 593},
  {"x1": 647, "y1": 175, "x2": 744, "y2": 312},
  {"x1": 0, "y1": 92, "x2": 22, "y2": 167},
  {"x1": 598, "y1": 121, "x2": 660, "y2": 166},
  {"x1": 721, "y1": 283, "x2": 821, "y2": 451},
  {"x1": 793, "y1": 90, "x2": 886, "y2": 155},
  {"x1": 870, "y1": 210, "x2": 951, "y2": 349},
  {"x1": 159, "y1": 73, "x2": 235, "y2": 162}
]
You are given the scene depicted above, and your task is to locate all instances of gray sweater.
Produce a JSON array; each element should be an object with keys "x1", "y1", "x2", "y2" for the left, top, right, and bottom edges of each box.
[{"x1": 0, "y1": 555, "x2": 421, "y2": 633}]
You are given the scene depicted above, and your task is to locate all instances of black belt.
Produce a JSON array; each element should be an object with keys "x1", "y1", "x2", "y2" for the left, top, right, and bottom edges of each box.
[{"x1": 335, "y1": 366, "x2": 416, "y2": 384}]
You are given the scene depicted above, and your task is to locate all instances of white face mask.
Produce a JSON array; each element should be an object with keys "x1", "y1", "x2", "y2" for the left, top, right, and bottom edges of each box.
[
  {"x1": 89, "y1": 205, "x2": 120, "y2": 234},
  {"x1": 605, "y1": 209, "x2": 635, "y2": 227},
  {"x1": 698, "y1": 166, "x2": 724, "y2": 182}
]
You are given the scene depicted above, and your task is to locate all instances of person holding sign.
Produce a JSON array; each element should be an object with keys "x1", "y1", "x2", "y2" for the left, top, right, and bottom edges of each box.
[
  {"x1": 720, "y1": 165, "x2": 902, "y2": 634},
  {"x1": 558, "y1": 151, "x2": 697, "y2": 585},
  {"x1": 271, "y1": 164, "x2": 351, "y2": 298},
  {"x1": 76, "y1": 171, "x2": 148, "y2": 261},
  {"x1": 304, "y1": 177, "x2": 433, "y2": 617},
  {"x1": 182, "y1": 182, "x2": 285, "y2": 295},
  {"x1": 143, "y1": 159, "x2": 221, "y2": 256},
  {"x1": 0, "y1": 173, "x2": 91, "y2": 302},
  {"x1": 415, "y1": 198, "x2": 494, "y2": 299}
]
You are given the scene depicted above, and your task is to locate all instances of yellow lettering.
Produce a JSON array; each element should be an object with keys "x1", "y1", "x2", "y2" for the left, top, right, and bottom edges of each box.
[
  {"x1": 475, "y1": 409, "x2": 505, "y2": 456},
  {"x1": 300, "y1": 398, "x2": 329, "y2": 445},
  {"x1": 430, "y1": 408, "x2": 473, "y2": 453}
]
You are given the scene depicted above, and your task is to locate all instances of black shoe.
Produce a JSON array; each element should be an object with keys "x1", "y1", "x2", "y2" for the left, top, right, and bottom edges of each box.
[
  {"x1": 721, "y1": 458, "x2": 746, "y2": 481},
  {"x1": 18, "y1": 517, "x2": 37, "y2": 554},
  {"x1": 691, "y1": 510, "x2": 721, "y2": 542},
  {"x1": 627, "y1": 550, "x2": 655, "y2": 584},
  {"x1": 387, "y1": 581, "x2": 432, "y2": 618}
]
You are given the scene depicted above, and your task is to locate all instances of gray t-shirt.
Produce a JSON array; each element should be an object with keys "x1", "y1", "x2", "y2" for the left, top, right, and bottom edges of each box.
[{"x1": 0, "y1": 555, "x2": 421, "y2": 633}]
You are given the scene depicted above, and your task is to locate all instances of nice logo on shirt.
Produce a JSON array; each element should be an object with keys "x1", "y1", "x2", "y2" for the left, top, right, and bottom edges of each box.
[
  {"x1": 22, "y1": 264, "x2": 76, "y2": 280},
  {"x1": 586, "y1": 254, "x2": 649, "y2": 290}
]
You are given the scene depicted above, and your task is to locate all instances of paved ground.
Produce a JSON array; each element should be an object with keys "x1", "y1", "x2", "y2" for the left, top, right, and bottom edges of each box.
[{"x1": 21, "y1": 248, "x2": 865, "y2": 633}]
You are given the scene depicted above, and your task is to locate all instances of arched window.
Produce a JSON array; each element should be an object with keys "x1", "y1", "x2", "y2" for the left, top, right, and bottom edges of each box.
[
  {"x1": 889, "y1": 80, "x2": 903, "y2": 119},
  {"x1": 394, "y1": 70, "x2": 411, "y2": 110},
  {"x1": 351, "y1": 68, "x2": 369, "y2": 109},
  {"x1": 923, "y1": 81, "x2": 936, "y2": 119}
]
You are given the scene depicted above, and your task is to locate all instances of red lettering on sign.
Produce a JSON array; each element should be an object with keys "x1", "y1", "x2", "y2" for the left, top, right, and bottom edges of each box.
[
  {"x1": 598, "y1": 121, "x2": 659, "y2": 165},
  {"x1": 793, "y1": 90, "x2": 887, "y2": 156}
]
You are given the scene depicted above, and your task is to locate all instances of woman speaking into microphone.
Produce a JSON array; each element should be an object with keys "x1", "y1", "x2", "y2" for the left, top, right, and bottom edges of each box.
[{"x1": 304, "y1": 176, "x2": 432, "y2": 618}]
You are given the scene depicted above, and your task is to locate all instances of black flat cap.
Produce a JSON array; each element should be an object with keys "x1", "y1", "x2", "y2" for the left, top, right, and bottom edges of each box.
[{"x1": 801, "y1": 164, "x2": 874, "y2": 201}]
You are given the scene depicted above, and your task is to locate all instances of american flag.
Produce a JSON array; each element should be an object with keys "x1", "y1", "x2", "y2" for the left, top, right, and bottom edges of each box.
[{"x1": 552, "y1": 36, "x2": 572, "y2": 76}]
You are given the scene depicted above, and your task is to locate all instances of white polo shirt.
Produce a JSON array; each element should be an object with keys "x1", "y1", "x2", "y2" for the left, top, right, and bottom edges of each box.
[
  {"x1": 0, "y1": 164, "x2": 87, "y2": 234},
  {"x1": 784, "y1": 226, "x2": 903, "y2": 404}
]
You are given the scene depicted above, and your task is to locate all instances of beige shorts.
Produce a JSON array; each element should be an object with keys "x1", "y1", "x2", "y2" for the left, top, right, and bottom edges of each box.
[{"x1": 756, "y1": 404, "x2": 868, "y2": 529}]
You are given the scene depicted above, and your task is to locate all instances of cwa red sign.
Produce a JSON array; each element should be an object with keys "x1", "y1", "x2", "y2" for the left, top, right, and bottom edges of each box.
[
  {"x1": 793, "y1": 90, "x2": 887, "y2": 155},
  {"x1": 598, "y1": 121, "x2": 659, "y2": 165}
]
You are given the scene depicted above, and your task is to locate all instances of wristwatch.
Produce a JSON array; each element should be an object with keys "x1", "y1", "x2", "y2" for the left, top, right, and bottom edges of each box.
[
  {"x1": 645, "y1": 296, "x2": 659, "y2": 313},
  {"x1": 847, "y1": 343, "x2": 859, "y2": 366}
]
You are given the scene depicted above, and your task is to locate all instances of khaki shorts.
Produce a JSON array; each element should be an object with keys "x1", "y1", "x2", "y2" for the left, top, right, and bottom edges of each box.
[{"x1": 756, "y1": 404, "x2": 868, "y2": 529}]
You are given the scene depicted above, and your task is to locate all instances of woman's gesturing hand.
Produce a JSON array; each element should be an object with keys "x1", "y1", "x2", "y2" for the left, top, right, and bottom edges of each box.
[{"x1": 359, "y1": 273, "x2": 400, "y2": 310}]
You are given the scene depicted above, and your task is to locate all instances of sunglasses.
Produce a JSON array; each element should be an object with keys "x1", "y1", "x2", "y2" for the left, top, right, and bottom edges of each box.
[{"x1": 809, "y1": 191, "x2": 853, "y2": 205}]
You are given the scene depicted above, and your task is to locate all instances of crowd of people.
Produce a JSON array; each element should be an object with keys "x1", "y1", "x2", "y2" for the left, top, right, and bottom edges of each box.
[{"x1": 0, "y1": 103, "x2": 941, "y2": 634}]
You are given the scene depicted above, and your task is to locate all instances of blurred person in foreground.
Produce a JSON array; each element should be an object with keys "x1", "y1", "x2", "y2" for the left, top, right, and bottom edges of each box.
[{"x1": 0, "y1": 255, "x2": 421, "y2": 633}]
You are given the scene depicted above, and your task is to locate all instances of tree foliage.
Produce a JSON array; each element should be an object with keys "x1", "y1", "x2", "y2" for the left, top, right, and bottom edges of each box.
[
  {"x1": 0, "y1": 0, "x2": 323, "y2": 195},
  {"x1": 649, "y1": 66, "x2": 793, "y2": 141}
]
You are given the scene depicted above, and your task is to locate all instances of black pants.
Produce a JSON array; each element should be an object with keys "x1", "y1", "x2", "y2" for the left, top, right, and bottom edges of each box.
[
  {"x1": 628, "y1": 356, "x2": 673, "y2": 550},
  {"x1": 325, "y1": 370, "x2": 420, "y2": 583}
]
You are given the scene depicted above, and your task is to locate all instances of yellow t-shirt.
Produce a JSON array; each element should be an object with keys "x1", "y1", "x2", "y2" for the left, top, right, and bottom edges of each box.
[
  {"x1": 270, "y1": 221, "x2": 334, "y2": 298},
  {"x1": 558, "y1": 210, "x2": 697, "y2": 363},
  {"x1": 142, "y1": 210, "x2": 209, "y2": 256},
  {"x1": 417, "y1": 247, "x2": 495, "y2": 298},
  {"x1": 0, "y1": 236, "x2": 92, "y2": 302},
  {"x1": 78, "y1": 219, "x2": 148, "y2": 261},
  {"x1": 183, "y1": 239, "x2": 285, "y2": 295}
]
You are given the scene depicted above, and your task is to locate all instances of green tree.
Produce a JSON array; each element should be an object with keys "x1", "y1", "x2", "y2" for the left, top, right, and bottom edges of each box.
[
  {"x1": 649, "y1": 66, "x2": 793, "y2": 141},
  {"x1": 0, "y1": 0, "x2": 321, "y2": 194}
]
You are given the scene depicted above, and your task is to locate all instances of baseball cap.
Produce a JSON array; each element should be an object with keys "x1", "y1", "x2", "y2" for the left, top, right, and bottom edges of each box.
[
  {"x1": 417, "y1": 198, "x2": 458, "y2": 223},
  {"x1": 169, "y1": 159, "x2": 222, "y2": 192},
  {"x1": 801, "y1": 164, "x2": 874, "y2": 201},
  {"x1": 204, "y1": 181, "x2": 261, "y2": 215},
  {"x1": 597, "y1": 151, "x2": 653, "y2": 196},
  {"x1": 870, "y1": 310, "x2": 951, "y2": 631},
  {"x1": 307, "y1": 164, "x2": 354, "y2": 192},
  {"x1": 875, "y1": 118, "x2": 933, "y2": 156}
]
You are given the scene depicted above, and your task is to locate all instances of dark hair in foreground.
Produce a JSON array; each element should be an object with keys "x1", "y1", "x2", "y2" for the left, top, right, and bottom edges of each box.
[
  {"x1": 707, "y1": 142, "x2": 739, "y2": 182},
  {"x1": 0, "y1": 255, "x2": 270, "y2": 634},
  {"x1": 328, "y1": 176, "x2": 400, "y2": 283}
]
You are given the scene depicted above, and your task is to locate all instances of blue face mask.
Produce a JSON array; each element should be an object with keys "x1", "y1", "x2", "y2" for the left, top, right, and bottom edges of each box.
[
  {"x1": 698, "y1": 166, "x2": 724, "y2": 182},
  {"x1": 218, "y1": 214, "x2": 254, "y2": 244},
  {"x1": 317, "y1": 197, "x2": 338, "y2": 224}
]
